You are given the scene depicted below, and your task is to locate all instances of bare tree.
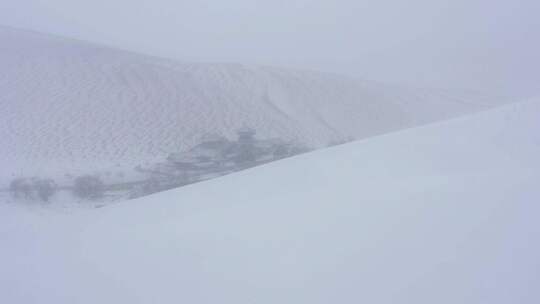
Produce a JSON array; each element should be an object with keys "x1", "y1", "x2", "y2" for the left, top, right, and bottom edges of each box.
[
  {"x1": 33, "y1": 179, "x2": 58, "y2": 202},
  {"x1": 73, "y1": 175, "x2": 105, "y2": 200},
  {"x1": 9, "y1": 178, "x2": 33, "y2": 199}
]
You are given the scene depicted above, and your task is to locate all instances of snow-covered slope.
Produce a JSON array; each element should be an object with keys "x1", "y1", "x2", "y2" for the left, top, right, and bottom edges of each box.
[
  {"x1": 0, "y1": 26, "x2": 507, "y2": 182},
  {"x1": 1, "y1": 98, "x2": 538, "y2": 303}
]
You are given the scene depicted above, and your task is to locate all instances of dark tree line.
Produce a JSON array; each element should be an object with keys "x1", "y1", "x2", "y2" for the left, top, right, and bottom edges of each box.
[
  {"x1": 8, "y1": 175, "x2": 105, "y2": 203},
  {"x1": 9, "y1": 178, "x2": 57, "y2": 202}
]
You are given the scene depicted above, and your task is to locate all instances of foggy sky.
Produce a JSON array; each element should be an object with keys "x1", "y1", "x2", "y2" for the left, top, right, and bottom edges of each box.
[{"x1": 2, "y1": 0, "x2": 539, "y2": 97}]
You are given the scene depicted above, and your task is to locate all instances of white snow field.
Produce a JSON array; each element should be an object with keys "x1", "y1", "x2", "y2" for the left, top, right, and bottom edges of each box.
[
  {"x1": 1, "y1": 97, "x2": 538, "y2": 304},
  {"x1": 0, "y1": 26, "x2": 508, "y2": 184}
]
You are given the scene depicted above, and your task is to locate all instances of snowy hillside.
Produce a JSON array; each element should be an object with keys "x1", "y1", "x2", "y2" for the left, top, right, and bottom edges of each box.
[
  {"x1": 0, "y1": 26, "x2": 507, "y2": 184},
  {"x1": 1, "y1": 98, "x2": 538, "y2": 303}
]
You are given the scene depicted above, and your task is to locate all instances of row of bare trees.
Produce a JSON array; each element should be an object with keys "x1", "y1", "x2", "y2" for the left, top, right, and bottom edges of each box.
[{"x1": 8, "y1": 175, "x2": 105, "y2": 203}]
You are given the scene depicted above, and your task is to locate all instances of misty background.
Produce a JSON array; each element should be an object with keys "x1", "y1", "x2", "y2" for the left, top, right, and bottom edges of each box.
[{"x1": 1, "y1": 0, "x2": 539, "y2": 98}]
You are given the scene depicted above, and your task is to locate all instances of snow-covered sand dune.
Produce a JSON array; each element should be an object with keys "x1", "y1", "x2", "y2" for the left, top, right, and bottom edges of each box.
[
  {"x1": 0, "y1": 26, "x2": 507, "y2": 182},
  {"x1": 1, "y1": 97, "x2": 538, "y2": 303}
]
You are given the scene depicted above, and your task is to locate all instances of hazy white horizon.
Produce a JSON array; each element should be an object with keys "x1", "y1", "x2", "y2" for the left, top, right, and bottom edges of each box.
[{"x1": 2, "y1": 0, "x2": 539, "y2": 97}]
